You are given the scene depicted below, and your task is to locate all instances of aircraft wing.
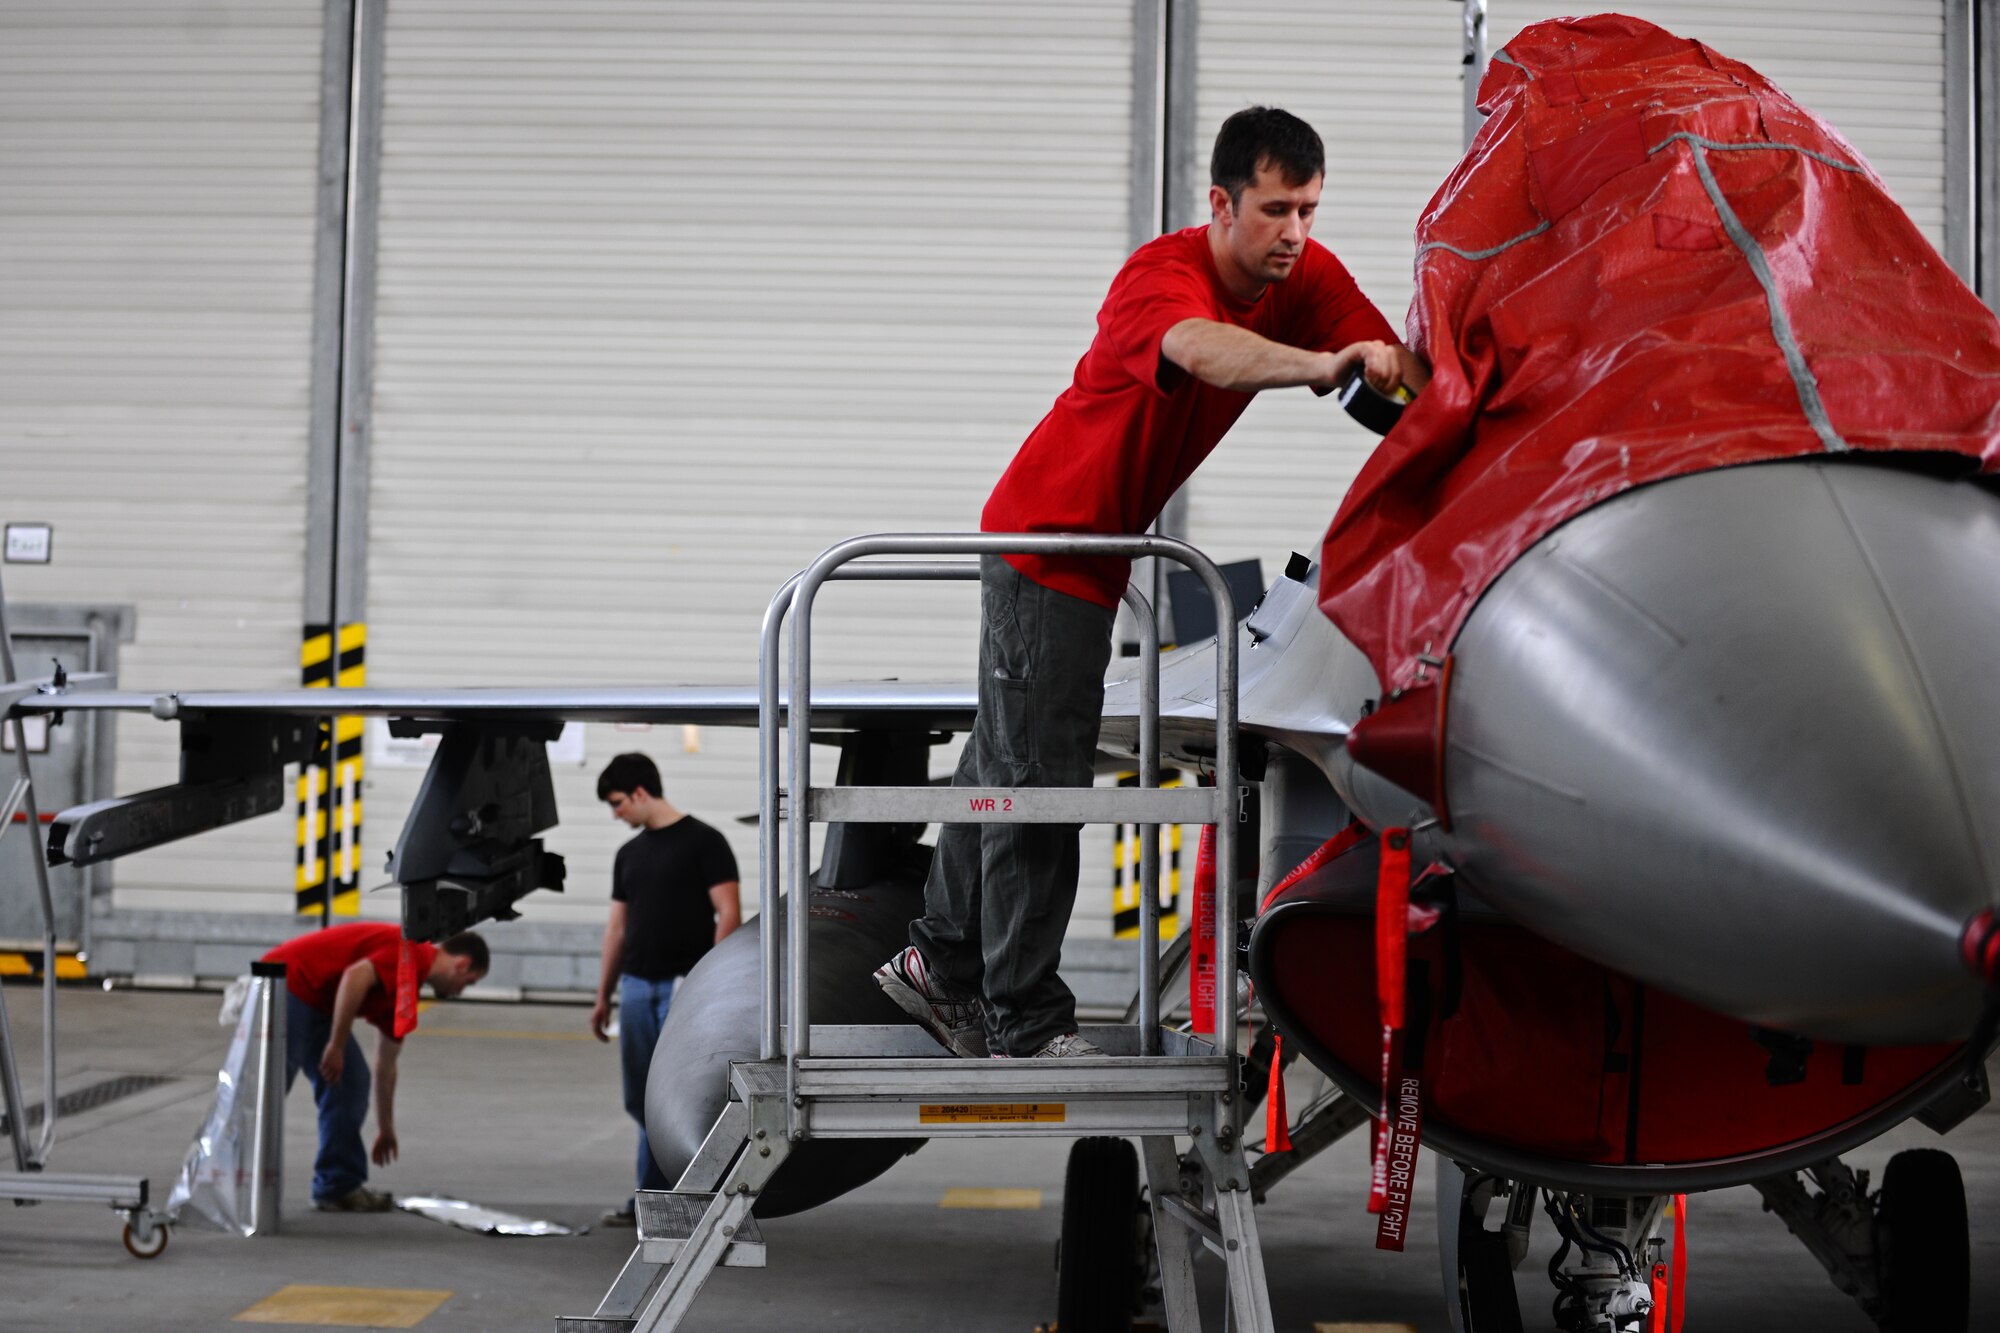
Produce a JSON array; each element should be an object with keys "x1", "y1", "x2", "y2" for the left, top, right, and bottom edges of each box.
[
  {"x1": 8, "y1": 677, "x2": 975, "y2": 939},
  {"x1": 5, "y1": 555, "x2": 1376, "y2": 939},
  {"x1": 10, "y1": 681, "x2": 976, "y2": 731}
]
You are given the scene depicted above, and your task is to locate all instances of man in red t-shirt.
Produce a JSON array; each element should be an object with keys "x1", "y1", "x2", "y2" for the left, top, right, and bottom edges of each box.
[
  {"x1": 262, "y1": 922, "x2": 488, "y2": 1211},
  {"x1": 878, "y1": 107, "x2": 1427, "y2": 1060}
]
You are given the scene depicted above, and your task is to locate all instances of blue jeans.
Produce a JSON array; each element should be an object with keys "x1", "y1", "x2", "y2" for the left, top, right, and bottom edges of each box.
[
  {"x1": 283, "y1": 992, "x2": 371, "y2": 1203},
  {"x1": 619, "y1": 973, "x2": 678, "y2": 1192}
]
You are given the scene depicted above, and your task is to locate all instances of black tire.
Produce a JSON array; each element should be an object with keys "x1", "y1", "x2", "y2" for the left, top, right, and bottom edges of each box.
[
  {"x1": 1055, "y1": 1136, "x2": 1143, "y2": 1333},
  {"x1": 1875, "y1": 1148, "x2": 1969, "y2": 1333},
  {"x1": 1457, "y1": 1227, "x2": 1524, "y2": 1333}
]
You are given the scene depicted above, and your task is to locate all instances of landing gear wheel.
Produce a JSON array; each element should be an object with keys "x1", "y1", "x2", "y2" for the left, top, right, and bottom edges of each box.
[
  {"x1": 1055, "y1": 1136, "x2": 1143, "y2": 1333},
  {"x1": 122, "y1": 1219, "x2": 169, "y2": 1259},
  {"x1": 1457, "y1": 1228, "x2": 1524, "y2": 1333},
  {"x1": 1874, "y1": 1148, "x2": 1968, "y2": 1333}
]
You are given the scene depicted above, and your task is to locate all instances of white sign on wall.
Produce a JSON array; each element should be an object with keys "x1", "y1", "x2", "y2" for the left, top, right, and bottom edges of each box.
[
  {"x1": 4, "y1": 524, "x2": 52, "y2": 564},
  {"x1": 368, "y1": 719, "x2": 587, "y2": 769},
  {"x1": 1, "y1": 715, "x2": 50, "y2": 753}
]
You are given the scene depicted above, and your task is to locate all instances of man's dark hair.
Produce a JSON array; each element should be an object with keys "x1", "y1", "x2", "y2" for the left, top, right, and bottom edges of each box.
[
  {"x1": 1210, "y1": 106, "x2": 1325, "y2": 207},
  {"x1": 597, "y1": 751, "x2": 663, "y2": 801},
  {"x1": 441, "y1": 931, "x2": 490, "y2": 974}
]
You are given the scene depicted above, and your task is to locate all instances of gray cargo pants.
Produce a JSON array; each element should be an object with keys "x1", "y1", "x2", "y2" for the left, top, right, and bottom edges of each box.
[{"x1": 910, "y1": 555, "x2": 1116, "y2": 1056}]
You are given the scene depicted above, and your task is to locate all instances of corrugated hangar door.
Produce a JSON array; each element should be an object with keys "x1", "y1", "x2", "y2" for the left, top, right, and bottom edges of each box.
[
  {"x1": 1184, "y1": 0, "x2": 1956, "y2": 596},
  {"x1": 362, "y1": 2, "x2": 1138, "y2": 939},
  {"x1": 1187, "y1": 2, "x2": 1468, "y2": 586},
  {"x1": 1488, "y1": 3, "x2": 1952, "y2": 247},
  {"x1": 0, "y1": 3, "x2": 325, "y2": 919}
]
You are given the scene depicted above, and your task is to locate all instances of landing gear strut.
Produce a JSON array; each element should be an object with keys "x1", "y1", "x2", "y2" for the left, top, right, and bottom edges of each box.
[{"x1": 1441, "y1": 1165, "x2": 1682, "y2": 1333}]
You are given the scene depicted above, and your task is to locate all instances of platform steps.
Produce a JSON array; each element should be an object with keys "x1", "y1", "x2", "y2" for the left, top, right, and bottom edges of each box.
[
  {"x1": 558, "y1": 533, "x2": 1264, "y2": 1332},
  {"x1": 553, "y1": 1194, "x2": 766, "y2": 1333},
  {"x1": 560, "y1": 1023, "x2": 1273, "y2": 1333}
]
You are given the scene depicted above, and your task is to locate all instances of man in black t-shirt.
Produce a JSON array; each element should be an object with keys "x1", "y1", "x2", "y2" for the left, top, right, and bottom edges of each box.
[{"x1": 590, "y1": 752, "x2": 741, "y2": 1224}]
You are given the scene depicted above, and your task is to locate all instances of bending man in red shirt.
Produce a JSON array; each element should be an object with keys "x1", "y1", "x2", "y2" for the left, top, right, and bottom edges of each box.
[
  {"x1": 877, "y1": 107, "x2": 1426, "y2": 1059},
  {"x1": 261, "y1": 922, "x2": 489, "y2": 1211}
]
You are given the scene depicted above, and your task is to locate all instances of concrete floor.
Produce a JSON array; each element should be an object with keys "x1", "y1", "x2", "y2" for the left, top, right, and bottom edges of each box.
[{"x1": 2, "y1": 981, "x2": 1996, "y2": 1333}]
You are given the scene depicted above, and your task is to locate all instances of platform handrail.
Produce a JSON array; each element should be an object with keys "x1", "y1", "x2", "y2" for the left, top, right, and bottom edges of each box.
[
  {"x1": 756, "y1": 555, "x2": 1168, "y2": 1063},
  {"x1": 761, "y1": 532, "x2": 1237, "y2": 1133}
]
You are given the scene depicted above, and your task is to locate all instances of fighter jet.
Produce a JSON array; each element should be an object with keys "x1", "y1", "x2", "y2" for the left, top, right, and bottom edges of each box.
[{"x1": 12, "y1": 14, "x2": 1997, "y2": 1333}]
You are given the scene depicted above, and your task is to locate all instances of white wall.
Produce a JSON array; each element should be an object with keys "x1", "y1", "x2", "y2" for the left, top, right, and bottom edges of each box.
[{"x1": 0, "y1": 2, "x2": 324, "y2": 916}]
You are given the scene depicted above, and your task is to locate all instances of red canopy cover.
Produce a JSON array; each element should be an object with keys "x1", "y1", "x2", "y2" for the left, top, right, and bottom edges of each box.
[{"x1": 1318, "y1": 14, "x2": 2000, "y2": 695}]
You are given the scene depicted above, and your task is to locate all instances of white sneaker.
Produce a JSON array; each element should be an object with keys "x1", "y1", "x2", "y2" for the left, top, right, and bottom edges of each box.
[
  {"x1": 992, "y1": 1032, "x2": 1103, "y2": 1059},
  {"x1": 874, "y1": 946, "x2": 988, "y2": 1058}
]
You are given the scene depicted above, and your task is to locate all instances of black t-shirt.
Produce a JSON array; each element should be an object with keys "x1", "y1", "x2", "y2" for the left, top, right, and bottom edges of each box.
[{"x1": 612, "y1": 815, "x2": 740, "y2": 981}]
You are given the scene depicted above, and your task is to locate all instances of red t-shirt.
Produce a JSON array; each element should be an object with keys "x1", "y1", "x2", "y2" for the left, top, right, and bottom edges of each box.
[
  {"x1": 982, "y1": 225, "x2": 1396, "y2": 608},
  {"x1": 263, "y1": 923, "x2": 438, "y2": 1040}
]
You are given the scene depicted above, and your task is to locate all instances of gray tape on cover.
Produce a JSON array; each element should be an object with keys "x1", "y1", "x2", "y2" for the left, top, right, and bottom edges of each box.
[
  {"x1": 1414, "y1": 127, "x2": 1862, "y2": 451},
  {"x1": 1651, "y1": 132, "x2": 1864, "y2": 178},
  {"x1": 1674, "y1": 136, "x2": 1851, "y2": 453},
  {"x1": 1418, "y1": 220, "x2": 1552, "y2": 262}
]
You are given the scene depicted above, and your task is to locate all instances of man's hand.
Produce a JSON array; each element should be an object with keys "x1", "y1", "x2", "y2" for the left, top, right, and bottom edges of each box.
[
  {"x1": 589, "y1": 995, "x2": 613, "y2": 1043},
  {"x1": 1322, "y1": 340, "x2": 1403, "y2": 395},
  {"x1": 319, "y1": 1040, "x2": 345, "y2": 1084},
  {"x1": 371, "y1": 1128, "x2": 399, "y2": 1167}
]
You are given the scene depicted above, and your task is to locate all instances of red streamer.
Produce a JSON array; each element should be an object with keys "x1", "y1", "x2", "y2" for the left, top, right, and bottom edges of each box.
[
  {"x1": 1258, "y1": 822, "x2": 1370, "y2": 915},
  {"x1": 1190, "y1": 823, "x2": 1217, "y2": 1035},
  {"x1": 1368, "y1": 828, "x2": 1413, "y2": 1220},
  {"x1": 1265, "y1": 1032, "x2": 1292, "y2": 1153}
]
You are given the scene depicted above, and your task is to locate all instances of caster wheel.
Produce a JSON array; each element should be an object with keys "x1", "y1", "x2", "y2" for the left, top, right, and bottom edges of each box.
[
  {"x1": 122, "y1": 1220, "x2": 169, "y2": 1259},
  {"x1": 1874, "y1": 1148, "x2": 1968, "y2": 1333},
  {"x1": 1055, "y1": 1136, "x2": 1143, "y2": 1333}
]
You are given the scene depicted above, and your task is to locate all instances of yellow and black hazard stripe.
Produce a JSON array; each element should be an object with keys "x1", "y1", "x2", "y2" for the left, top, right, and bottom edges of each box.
[
  {"x1": 0, "y1": 950, "x2": 86, "y2": 980},
  {"x1": 296, "y1": 622, "x2": 365, "y2": 917},
  {"x1": 1111, "y1": 770, "x2": 1183, "y2": 939}
]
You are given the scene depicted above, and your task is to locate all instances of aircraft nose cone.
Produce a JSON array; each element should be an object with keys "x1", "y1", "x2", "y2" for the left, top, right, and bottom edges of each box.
[{"x1": 1442, "y1": 460, "x2": 2000, "y2": 1044}]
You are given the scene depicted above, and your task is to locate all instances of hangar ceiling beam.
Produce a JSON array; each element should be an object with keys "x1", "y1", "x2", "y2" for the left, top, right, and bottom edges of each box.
[
  {"x1": 1946, "y1": 0, "x2": 1977, "y2": 288},
  {"x1": 1977, "y1": 0, "x2": 1999, "y2": 304},
  {"x1": 1164, "y1": 0, "x2": 1202, "y2": 234},
  {"x1": 1130, "y1": 0, "x2": 1164, "y2": 254},
  {"x1": 306, "y1": 0, "x2": 383, "y2": 639},
  {"x1": 1134, "y1": 0, "x2": 1200, "y2": 636},
  {"x1": 1463, "y1": 0, "x2": 1488, "y2": 150},
  {"x1": 301, "y1": 0, "x2": 386, "y2": 922}
]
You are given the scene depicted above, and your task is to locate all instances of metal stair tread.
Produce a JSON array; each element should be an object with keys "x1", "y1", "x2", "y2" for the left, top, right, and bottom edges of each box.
[
  {"x1": 635, "y1": 1191, "x2": 767, "y2": 1268},
  {"x1": 636, "y1": 1192, "x2": 765, "y2": 1245}
]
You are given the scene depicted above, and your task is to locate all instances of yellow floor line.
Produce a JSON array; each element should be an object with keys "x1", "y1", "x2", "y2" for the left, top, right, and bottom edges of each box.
[
  {"x1": 939, "y1": 1186, "x2": 1043, "y2": 1210},
  {"x1": 234, "y1": 1285, "x2": 451, "y2": 1328}
]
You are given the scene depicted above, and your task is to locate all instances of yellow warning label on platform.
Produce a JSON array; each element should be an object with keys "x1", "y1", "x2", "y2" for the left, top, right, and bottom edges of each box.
[{"x1": 919, "y1": 1102, "x2": 1066, "y2": 1125}]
